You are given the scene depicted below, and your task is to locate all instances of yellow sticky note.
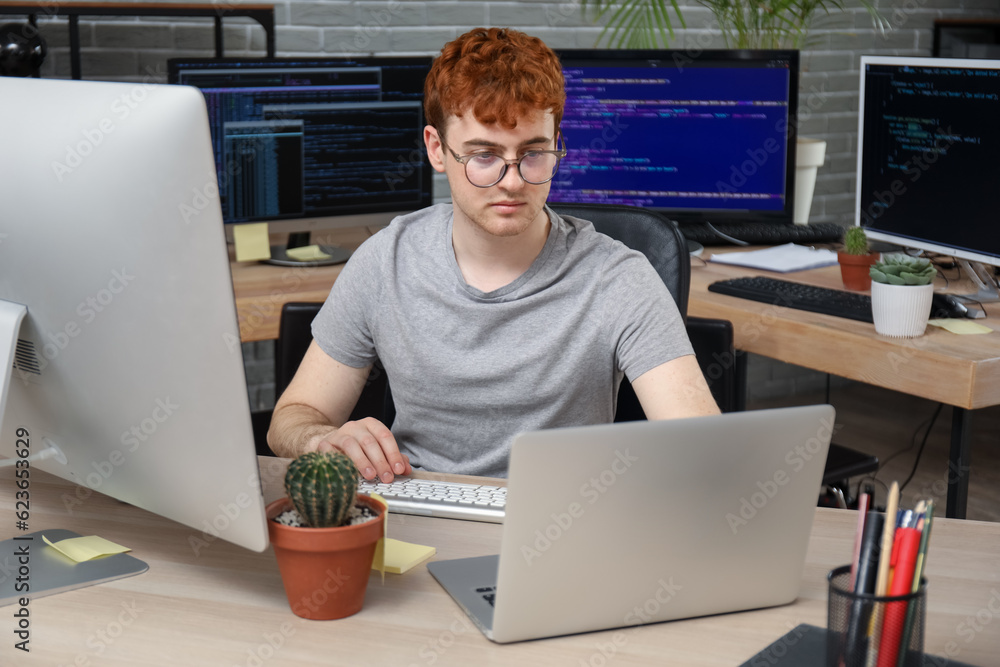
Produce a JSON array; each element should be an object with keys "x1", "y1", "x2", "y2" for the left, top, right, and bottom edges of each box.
[
  {"x1": 366, "y1": 493, "x2": 435, "y2": 575},
  {"x1": 43, "y1": 535, "x2": 130, "y2": 563},
  {"x1": 928, "y1": 318, "x2": 993, "y2": 335},
  {"x1": 370, "y1": 493, "x2": 388, "y2": 582},
  {"x1": 285, "y1": 244, "x2": 332, "y2": 262},
  {"x1": 377, "y1": 538, "x2": 437, "y2": 575},
  {"x1": 232, "y1": 222, "x2": 271, "y2": 262}
]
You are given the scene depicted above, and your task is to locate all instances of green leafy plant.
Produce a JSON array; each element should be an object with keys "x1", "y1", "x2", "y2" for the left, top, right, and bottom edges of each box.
[
  {"x1": 284, "y1": 451, "x2": 359, "y2": 528},
  {"x1": 842, "y1": 226, "x2": 869, "y2": 256},
  {"x1": 580, "y1": 0, "x2": 888, "y2": 49},
  {"x1": 869, "y1": 254, "x2": 936, "y2": 286}
]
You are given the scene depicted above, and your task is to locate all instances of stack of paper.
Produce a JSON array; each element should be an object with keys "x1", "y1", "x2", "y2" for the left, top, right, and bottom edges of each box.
[{"x1": 709, "y1": 243, "x2": 839, "y2": 273}]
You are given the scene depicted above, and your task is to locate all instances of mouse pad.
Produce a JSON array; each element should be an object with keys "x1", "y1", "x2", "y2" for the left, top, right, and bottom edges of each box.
[
  {"x1": 740, "y1": 624, "x2": 977, "y2": 667},
  {"x1": 0, "y1": 529, "x2": 148, "y2": 606}
]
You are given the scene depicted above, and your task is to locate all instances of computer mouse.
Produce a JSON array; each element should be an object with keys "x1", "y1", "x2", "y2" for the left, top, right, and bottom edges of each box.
[{"x1": 931, "y1": 293, "x2": 969, "y2": 319}]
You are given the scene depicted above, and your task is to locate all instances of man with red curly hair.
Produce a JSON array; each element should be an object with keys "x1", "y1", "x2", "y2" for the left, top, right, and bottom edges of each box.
[{"x1": 269, "y1": 28, "x2": 719, "y2": 478}]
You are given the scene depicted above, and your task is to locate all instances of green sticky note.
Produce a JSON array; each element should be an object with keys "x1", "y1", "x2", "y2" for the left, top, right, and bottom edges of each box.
[
  {"x1": 233, "y1": 223, "x2": 271, "y2": 262},
  {"x1": 43, "y1": 534, "x2": 131, "y2": 563}
]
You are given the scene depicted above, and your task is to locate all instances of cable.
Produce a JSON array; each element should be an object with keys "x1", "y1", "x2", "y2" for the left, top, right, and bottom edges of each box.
[
  {"x1": 0, "y1": 438, "x2": 66, "y2": 467},
  {"x1": 877, "y1": 403, "x2": 944, "y2": 473},
  {"x1": 704, "y1": 221, "x2": 749, "y2": 246},
  {"x1": 854, "y1": 475, "x2": 890, "y2": 511},
  {"x1": 899, "y1": 404, "x2": 944, "y2": 493}
]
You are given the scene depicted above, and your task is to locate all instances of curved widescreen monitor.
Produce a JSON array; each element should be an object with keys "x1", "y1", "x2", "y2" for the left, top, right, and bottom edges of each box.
[
  {"x1": 550, "y1": 49, "x2": 799, "y2": 226},
  {"x1": 167, "y1": 57, "x2": 434, "y2": 237},
  {"x1": 855, "y1": 56, "x2": 1000, "y2": 278},
  {"x1": 0, "y1": 77, "x2": 268, "y2": 552}
]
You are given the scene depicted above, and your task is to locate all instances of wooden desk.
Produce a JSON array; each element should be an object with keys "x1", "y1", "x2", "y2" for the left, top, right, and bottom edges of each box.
[
  {"x1": 3, "y1": 460, "x2": 998, "y2": 666},
  {"x1": 687, "y1": 251, "x2": 1000, "y2": 520}
]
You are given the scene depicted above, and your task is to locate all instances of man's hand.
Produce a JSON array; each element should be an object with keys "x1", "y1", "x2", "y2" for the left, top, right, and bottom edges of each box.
[
  {"x1": 268, "y1": 341, "x2": 411, "y2": 482},
  {"x1": 311, "y1": 417, "x2": 413, "y2": 482}
]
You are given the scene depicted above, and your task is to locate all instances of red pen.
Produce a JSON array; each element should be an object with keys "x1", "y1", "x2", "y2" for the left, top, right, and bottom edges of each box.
[{"x1": 877, "y1": 527, "x2": 921, "y2": 667}]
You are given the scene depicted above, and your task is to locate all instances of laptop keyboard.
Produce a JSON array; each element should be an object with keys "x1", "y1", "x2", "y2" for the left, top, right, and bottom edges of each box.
[{"x1": 357, "y1": 477, "x2": 507, "y2": 523}]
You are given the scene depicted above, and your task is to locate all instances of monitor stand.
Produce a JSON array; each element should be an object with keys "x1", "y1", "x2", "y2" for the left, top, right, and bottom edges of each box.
[
  {"x1": 957, "y1": 260, "x2": 1000, "y2": 304},
  {"x1": 264, "y1": 232, "x2": 352, "y2": 267}
]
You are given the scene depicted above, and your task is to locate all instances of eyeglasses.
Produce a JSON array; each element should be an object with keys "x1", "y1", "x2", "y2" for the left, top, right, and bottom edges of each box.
[{"x1": 443, "y1": 135, "x2": 567, "y2": 188}]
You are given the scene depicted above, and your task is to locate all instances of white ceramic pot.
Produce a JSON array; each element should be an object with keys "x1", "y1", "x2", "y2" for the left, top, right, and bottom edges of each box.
[
  {"x1": 871, "y1": 282, "x2": 935, "y2": 337},
  {"x1": 793, "y1": 138, "x2": 827, "y2": 225}
]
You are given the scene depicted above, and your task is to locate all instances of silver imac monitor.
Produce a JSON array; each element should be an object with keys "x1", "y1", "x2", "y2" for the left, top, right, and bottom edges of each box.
[
  {"x1": 855, "y1": 55, "x2": 1000, "y2": 301},
  {"x1": 0, "y1": 76, "x2": 268, "y2": 552}
]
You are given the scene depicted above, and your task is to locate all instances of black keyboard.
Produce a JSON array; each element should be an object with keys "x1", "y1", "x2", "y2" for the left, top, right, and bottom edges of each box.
[
  {"x1": 708, "y1": 276, "x2": 874, "y2": 323},
  {"x1": 680, "y1": 221, "x2": 844, "y2": 246}
]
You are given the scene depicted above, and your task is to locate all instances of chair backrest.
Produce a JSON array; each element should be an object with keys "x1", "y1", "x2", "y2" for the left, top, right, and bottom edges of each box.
[
  {"x1": 550, "y1": 203, "x2": 696, "y2": 421},
  {"x1": 548, "y1": 203, "x2": 690, "y2": 317},
  {"x1": 276, "y1": 302, "x2": 393, "y2": 423}
]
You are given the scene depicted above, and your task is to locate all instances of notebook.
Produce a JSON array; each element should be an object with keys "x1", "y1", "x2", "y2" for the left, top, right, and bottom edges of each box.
[{"x1": 428, "y1": 404, "x2": 835, "y2": 643}]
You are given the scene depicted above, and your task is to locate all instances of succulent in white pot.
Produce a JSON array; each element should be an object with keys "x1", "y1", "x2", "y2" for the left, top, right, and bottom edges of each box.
[{"x1": 869, "y1": 254, "x2": 936, "y2": 337}]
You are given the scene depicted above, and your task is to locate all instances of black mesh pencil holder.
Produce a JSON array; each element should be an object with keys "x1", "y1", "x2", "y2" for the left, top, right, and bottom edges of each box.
[{"x1": 826, "y1": 565, "x2": 927, "y2": 667}]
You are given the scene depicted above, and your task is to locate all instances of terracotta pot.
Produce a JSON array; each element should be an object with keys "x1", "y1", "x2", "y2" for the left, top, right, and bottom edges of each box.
[
  {"x1": 837, "y1": 252, "x2": 879, "y2": 291},
  {"x1": 267, "y1": 494, "x2": 385, "y2": 620}
]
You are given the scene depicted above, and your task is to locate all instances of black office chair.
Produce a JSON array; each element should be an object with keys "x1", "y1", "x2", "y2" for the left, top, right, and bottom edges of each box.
[{"x1": 549, "y1": 203, "x2": 740, "y2": 416}]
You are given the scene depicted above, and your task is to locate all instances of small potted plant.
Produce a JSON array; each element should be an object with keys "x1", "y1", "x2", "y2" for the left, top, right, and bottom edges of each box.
[
  {"x1": 838, "y1": 226, "x2": 879, "y2": 291},
  {"x1": 869, "y1": 254, "x2": 937, "y2": 337},
  {"x1": 267, "y1": 451, "x2": 385, "y2": 620}
]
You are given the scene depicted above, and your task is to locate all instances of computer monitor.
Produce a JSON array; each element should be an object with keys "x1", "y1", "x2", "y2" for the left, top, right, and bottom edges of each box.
[
  {"x1": 167, "y1": 56, "x2": 434, "y2": 265},
  {"x1": 550, "y1": 49, "x2": 799, "y2": 228},
  {"x1": 0, "y1": 76, "x2": 268, "y2": 552},
  {"x1": 855, "y1": 56, "x2": 1000, "y2": 301}
]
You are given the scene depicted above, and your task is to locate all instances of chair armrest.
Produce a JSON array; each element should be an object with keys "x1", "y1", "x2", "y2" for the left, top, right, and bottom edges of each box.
[{"x1": 686, "y1": 316, "x2": 743, "y2": 413}]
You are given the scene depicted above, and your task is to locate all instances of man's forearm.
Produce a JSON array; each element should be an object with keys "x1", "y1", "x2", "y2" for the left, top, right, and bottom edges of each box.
[{"x1": 266, "y1": 403, "x2": 339, "y2": 458}]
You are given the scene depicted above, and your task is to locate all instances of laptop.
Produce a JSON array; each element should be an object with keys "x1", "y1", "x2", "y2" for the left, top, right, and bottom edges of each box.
[{"x1": 427, "y1": 404, "x2": 835, "y2": 643}]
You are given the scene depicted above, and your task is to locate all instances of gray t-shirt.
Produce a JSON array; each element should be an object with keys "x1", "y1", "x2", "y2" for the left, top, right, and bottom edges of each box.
[{"x1": 312, "y1": 203, "x2": 692, "y2": 477}]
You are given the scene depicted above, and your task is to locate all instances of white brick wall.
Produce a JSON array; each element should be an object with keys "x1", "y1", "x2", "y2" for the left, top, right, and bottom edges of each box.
[{"x1": 18, "y1": 0, "x2": 997, "y2": 407}]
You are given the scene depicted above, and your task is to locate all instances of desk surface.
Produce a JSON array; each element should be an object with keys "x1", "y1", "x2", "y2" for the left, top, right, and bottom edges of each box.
[
  {"x1": 3, "y1": 459, "x2": 998, "y2": 666},
  {"x1": 687, "y1": 250, "x2": 1000, "y2": 411}
]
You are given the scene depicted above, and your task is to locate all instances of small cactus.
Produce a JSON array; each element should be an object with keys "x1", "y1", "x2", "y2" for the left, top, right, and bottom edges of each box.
[
  {"x1": 285, "y1": 451, "x2": 359, "y2": 528},
  {"x1": 843, "y1": 226, "x2": 869, "y2": 255},
  {"x1": 870, "y1": 253, "x2": 936, "y2": 286}
]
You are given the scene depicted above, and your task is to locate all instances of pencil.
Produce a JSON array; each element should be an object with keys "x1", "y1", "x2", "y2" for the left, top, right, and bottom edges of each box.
[{"x1": 866, "y1": 481, "x2": 899, "y2": 667}]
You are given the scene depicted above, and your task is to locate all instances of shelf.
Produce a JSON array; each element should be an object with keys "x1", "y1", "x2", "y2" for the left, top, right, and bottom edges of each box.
[{"x1": 0, "y1": 2, "x2": 275, "y2": 79}]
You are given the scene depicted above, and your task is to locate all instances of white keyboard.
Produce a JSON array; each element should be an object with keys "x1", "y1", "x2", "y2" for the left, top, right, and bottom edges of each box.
[{"x1": 358, "y1": 477, "x2": 506, "y2": 523}]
